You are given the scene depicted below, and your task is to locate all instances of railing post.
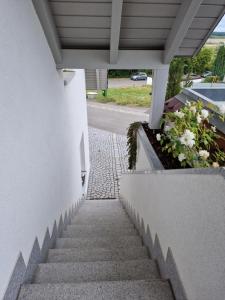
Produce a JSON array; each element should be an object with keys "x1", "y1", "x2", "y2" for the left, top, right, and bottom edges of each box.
[{"x1": 149, "y1": 67, "x2": 169, "y2": 129}]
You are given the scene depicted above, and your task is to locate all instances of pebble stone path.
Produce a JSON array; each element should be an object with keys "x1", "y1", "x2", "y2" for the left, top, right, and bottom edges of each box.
[{"x1": 87, "y1": 127, "x2": 128, "y2": 200}]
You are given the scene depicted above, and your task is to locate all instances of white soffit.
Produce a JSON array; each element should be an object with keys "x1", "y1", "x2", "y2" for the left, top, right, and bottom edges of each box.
[{"x1": 34, "y1": 0, "x2": 225, "y2": 67}]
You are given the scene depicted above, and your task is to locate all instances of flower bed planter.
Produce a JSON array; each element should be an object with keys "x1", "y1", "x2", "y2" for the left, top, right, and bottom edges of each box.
[
  {"x1": 132, "y1": 99, "x2": 225, "y2": 171},
  {"x1": 136, "y1": 121, "x2": 225, "y2": 171},
  {"x1": 136, "y1": 125, "x2": 164, "y2": 171},
  {"x1": 136, "y1": 124, "x2": 184, "y2": 170}
]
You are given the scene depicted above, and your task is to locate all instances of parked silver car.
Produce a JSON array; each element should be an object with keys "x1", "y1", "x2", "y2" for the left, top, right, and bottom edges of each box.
[{"x1": 130, "y1": 72, "x2": 147, "y2": 81}]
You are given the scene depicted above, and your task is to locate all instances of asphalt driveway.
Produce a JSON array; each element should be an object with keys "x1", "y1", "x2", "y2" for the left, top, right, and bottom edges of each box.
[{"x1": 87, "y1": 101, "x2": 149, "y2": 136}]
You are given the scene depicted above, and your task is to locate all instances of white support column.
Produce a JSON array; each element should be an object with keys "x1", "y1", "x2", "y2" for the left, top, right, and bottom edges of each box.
[
  {"x1": 149, "y1": 67, "x2": 169, "y2": 129},
  {"x1": 96, "y1": 69, "x2": 100, "y2": 90}
]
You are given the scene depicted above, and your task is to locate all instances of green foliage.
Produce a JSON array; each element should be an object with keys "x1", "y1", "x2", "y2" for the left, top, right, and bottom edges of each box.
[
  {"x1": 203, "y1": 76, "x2": 220, "y2": 83},
  {"x1": 96, "y1": 86, "x2": 151, "y2": 107},
  {"x1": 166, "y1": 58, "x2": 184, "y2": 100},
  {"x1": 192, "y1": 47, "x2": 214, "y2": 74},
  {"x1": 127, "y1": 122, "x2": 142, "y2": 169},
  {"x1": 212, "y1": 45, "x2": 225, "y2": 79},
  {"x1": 158, "y1": 101, "x2": 225, "y2": 168},
  {"x1": 182, "y1": 47, "x2": 214, "y2": 77}
]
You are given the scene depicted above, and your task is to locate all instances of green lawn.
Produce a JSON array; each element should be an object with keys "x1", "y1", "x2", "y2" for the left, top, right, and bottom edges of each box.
[{"x1": 96, "y1": 86, "x2": 152, "y2": 107}]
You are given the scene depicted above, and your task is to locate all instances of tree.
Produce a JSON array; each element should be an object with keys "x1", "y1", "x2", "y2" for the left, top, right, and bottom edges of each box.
[
  {"x1": 212, "y1": 45, "x2": 225, "y2": 80},
  {"x1": 192, "y1": 47, "x2": 214, "y2": 75},
  {"x1": 166, "y1": 58, "x2": 184, "y2": 100}
]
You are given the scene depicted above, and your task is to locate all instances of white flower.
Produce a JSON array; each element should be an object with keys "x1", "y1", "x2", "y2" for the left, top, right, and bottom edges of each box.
[
  {"x1": 211, "y1": 126, "x2": 216, "y2": 133},
  {"x1": 219, "y1": 104, "x2": 225, "y2": 115},
  {"x1": 199, "y1": 150, "x2": 210, "y2": 160},
  {"x1": 186, "y1": 101, "x2": 191, "y2": 107},
  {"x1": 187, "y1": 139, "x2": 195, "y2": 148},
  {"x1": 164, "y1": 122, "x2": 175, "y2": 132},
  {"x1": 156, "y1": 133, "x2": 161, "y2": 141},
  {"x1": 212, "y1": 162, "x2": 220, "y2": 168},
  {"x1": 174, "y1": 110, "x2": 185, "y2": 118},
  {"x1": 179, "y1": 129, "x2": 195, "y2": 148},
  {"x1": 190, "y1": 106, "x2": 197, "y2": 114},
  {"x1": 178, "y1": 153, "x2": 186, "y2": 162},
  {"x1": 184, "y1": 129, "x2": 195, "y2": 140},
  {"x1": 201, "y1": 109, "x2": 209, "y2": 119},
  {"x1": 164, "y1": 125, "x2": 171, "y2": 132},
  {"x1": 197, "y1": 114, "x2": 202, "y2": 124}
]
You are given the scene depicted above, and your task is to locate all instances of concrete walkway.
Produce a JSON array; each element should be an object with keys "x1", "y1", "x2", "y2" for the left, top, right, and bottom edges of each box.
[{"x1": 87, "y1": 127, "x2": 128, "y2": 200}]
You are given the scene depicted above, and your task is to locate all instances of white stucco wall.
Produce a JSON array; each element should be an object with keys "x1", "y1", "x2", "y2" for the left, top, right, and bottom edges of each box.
[
  {"x1": 136, "y1": 135, "x2": 153, "y2": 171},
  {"x1": 0, "y1": 1, "x2": 89, "y2": 298},
  {"x1": 121, "y1": 173, "x2": 225, "y2": 300}
]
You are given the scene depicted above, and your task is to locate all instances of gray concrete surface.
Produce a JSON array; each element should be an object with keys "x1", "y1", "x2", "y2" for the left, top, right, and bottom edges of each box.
[
  {"x1": 19, "y1": 280, "x2": 174, "y2": 300},
  {"x1": 108, "y1": 78, "x2": 147, "y2": 88},
  {"x1": 55, "y1": 236, "x2": 142, "y2": 249},
  {"x1": 34, "y1": 259, "x2": 159, "y2": 284},
  {"x1": 47, "y1": 246, "x2": 148, "y2": 263},
  {"x1": 87, "y1": 101, "x2": 149, "y2": 135},
  {"x1": 18, "y1": 198, "x2": 174, "y2": 300}
]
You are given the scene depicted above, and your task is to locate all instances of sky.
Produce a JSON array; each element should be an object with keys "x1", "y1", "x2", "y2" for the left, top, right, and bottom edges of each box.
[{"x1": 215, "y1": 15, "x2": 225, "y2": 32}]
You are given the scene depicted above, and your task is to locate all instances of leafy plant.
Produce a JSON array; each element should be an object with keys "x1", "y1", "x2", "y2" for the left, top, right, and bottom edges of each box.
[
  {"x1": 127, "y1": 122, "x2": 142, "y2": 169},
  {"x1": 166, "y1": 58, "x2": 184, "y2": 100},
  {"x1": 203, "y1": 75, "x2": 220, "y2": 83},
  {"x1": 157, "y1": 101, "x2": 225, "y2": 168},
  {"x1": 212, "y1": 45, "x2": 225, "y2": 80},
  {"x1": 192, "y1": 47, "x2": 214, "y2": 75}
]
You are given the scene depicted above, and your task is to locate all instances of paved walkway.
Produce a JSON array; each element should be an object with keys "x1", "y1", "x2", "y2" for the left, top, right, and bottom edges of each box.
[
  {"x1": 87, "y1": 127, "x2": 128, "y2": 200},
  {"x1": 87, "y1": 101, "x2": 148, "y2": 135}
]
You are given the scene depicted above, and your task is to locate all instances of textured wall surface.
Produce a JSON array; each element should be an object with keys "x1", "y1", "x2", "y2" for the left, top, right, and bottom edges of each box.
[
  {"x1": 0, "y1": 1, "x2": 89, "y2": 298},
  {"x1": 121, "y1": 173, "x2": 225, "y2": 300}
]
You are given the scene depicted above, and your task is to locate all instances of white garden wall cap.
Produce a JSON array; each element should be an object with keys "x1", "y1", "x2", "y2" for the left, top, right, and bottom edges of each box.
[{"x1": 122, "y1": 167, "x2": 225, "y2": 177}]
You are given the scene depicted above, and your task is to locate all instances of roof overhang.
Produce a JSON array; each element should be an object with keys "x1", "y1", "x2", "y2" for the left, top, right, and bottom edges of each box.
[{"x1": 32, "y1": 0, "x2": 225, "y2": 69}]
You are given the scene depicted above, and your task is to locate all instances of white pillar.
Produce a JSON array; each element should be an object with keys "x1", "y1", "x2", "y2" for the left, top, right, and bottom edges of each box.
[{"x1": 149, "y1": 67, "x2": 169, "y2": 129}]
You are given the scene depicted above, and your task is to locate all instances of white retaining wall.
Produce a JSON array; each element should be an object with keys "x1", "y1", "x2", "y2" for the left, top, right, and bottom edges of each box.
[
  {"x1": 121, "y1": 173, "x2": 225, "y2": 300},
  {"x1": 0, "y1": 1, "x2": 89, "y2": 298}
]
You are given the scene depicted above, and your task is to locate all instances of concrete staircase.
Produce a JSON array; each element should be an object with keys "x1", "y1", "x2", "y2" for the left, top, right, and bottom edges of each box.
[{"x1": 18, "y1": 200, "x2": 174, "y2": 299}]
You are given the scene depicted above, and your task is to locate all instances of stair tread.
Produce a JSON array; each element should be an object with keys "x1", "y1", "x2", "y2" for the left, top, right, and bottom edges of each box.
[
  {"x1": 66, "y1": 223, "x2": 134, "y2": 230},
  {"x1": 18, "y1": 280, "x2": 174, "y2": 300},
  {"x1": 56, "y1": 235, "x2": 142, "y2": 249},
  {"x1": 17, "y1": 199, "x2": 174, "y2": 299},
  {"x1": 34, "y1": 259, "x2": 159, "y2": 284},
  {"x1": 62, "y1": 226, "x2": 137, "y2": 238},
  {"x1": 71, "y1": 219, "x2": 132, "y2": 226},
  {"x1": 47, "y1": 246, "x2": 148, "y2": 263}
]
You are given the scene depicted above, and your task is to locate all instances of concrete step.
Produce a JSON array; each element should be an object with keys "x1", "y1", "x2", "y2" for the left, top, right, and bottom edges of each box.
[
  {"x1": 34, "y1": 259, "x2": 159, "y2": 284},
  {"x1": 82, "y1": 199, "x2": 121, "y2": 206},
  {"x1": 47, "y1": 246, "x2": 148, "y2": 263},
  {"x1": 19, "y1": 280, "x2": 174, "y2": 300},
  {"x1": 66, "y1": 224, "x2": 134, "y2": 232},
  {"x1": 82, "y1": 200, "x2": 122, "y2": 207},
  {"x1": 71, "y1": 218, "x2": 132, "y2": 226},
  {"x1": 75, "y1": 212, "x2": 128, "y2": 220},
  {"x1": 79, "y1": 204, "x2": 125, "y2": 211},
  {"x1": 62, "y1": 225, "x2": 137, "y2": 238},
  {"x1": 55, "y1": 235, "x2": 142, "y2": 249}
]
